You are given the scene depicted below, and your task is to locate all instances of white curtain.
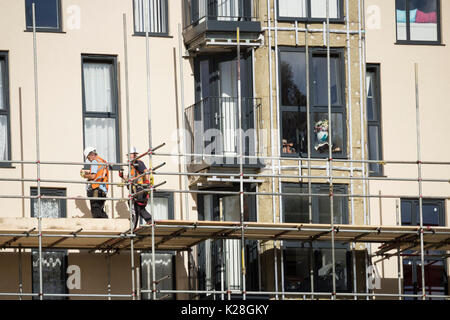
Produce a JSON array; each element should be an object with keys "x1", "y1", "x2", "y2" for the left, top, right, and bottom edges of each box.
[
  {"x1": 0, "y1": 116, "x2": 7, "y2": 161},
  {"x1": 33, "y1": 198, "x2": 61, "y2": 218},
  {"x1": 84, "y1": 118, "x2": 116, "y2": 163},
  {"x1": 134, "y1": 0, "x2": 167, "y2": 33},
  {"x1": 311, "y1": 0, "x2": 339, "y2": 18},
  {"x1": 0, "y1": 61, "x2": 4, "y2": 110},
  {"x1": 83, "y1": 63, "x2": 113, "y2": 113},
  {"x1": 145, "y1": 196, "x2": 169, "y2": 220},
  {"x1": 217, "y1": 0, "x2": 240, "y2": 21},
  {"x1": 219, "y1": 60, "x2": 238, "y2": 155},
  {"x1": 278, "y1": 0, "x2": 307, "y2": 18}
]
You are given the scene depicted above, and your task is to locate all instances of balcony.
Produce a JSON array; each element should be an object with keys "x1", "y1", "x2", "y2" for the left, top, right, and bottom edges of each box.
[
  {"x1": 182, "y1": 0, "x2": 262, "y2": 53},
  {"x1": 184, "y1": 97, "x2": 263, "y2": 171}
]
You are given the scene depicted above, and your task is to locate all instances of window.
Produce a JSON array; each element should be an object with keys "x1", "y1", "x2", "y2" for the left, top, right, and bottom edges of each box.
[
  {"x1": 366, "y1": 65, "x2": 383, "y2": 176},
  {"x1": 401, "y1": 199, "x2": 447, "y2": 299},
  {"x1": 141, "y1": 192, "x2": 174, "y2": 224},
  {"x1": 278, "y1": 0, "x2": 342, "y2": 21},
  {"x1": 396, "y1": 0, "x2": 441, "y2": 44},
  {"x1": 141, "y1": 252, "x2": 175, "y2": 300},
  {"x1": 31, "y1": 187, "x2": 67, "y2": 218},
  {"x1": 134, "y1": 0, "x2": 168, "y2": 35},
  {"x1": 32, "y1": 250, "x2": 68, "y2": 300},
  {"x1": 401, "y1": 199, "x2": 445, "y2": 226},
  {"x1": 279, "y1": 48, "x2": 346, "y2": 158},
  {"x1": 82, "y1": 56, "x2": 119, "y2": 164},
  {"x1": 197, "y1": 186, "x2": 259, "y2": 298},
  {"x1": 25, "y1": 0, "x2": 62, "y2": 31},
  {"x1": 184, "y1": 0, "x2": 253, "y2": 27},
  {"x1": 0, "y1": 53, "x2": 10, "y2": 163},
  {"x1": 282, "y1": 183, "x2": 351, "y2": 293}
]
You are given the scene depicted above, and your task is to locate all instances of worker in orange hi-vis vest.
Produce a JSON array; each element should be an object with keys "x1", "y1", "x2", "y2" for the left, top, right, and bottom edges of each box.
[
  {"x1": 119, "y1": 147, "x2": 152, "y2": 230},
  {"x1": 80, "y1": 146, "x2": 109, "y2": 219}
]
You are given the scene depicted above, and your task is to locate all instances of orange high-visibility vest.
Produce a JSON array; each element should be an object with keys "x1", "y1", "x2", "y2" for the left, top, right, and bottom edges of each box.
[
  {"x1": 90, "y1": 155, "x2": 109, "y2": 191},
  {"x1": 130, "y1": 162, "x2": 145, "y2": 185}
]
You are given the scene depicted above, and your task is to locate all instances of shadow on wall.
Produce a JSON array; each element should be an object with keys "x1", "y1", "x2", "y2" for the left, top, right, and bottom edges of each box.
[
  {"x1": 74, "y1": 197, "x2": 90, "y2": 218},
  {"x1": 115, "y1": 201, "x2": 130, "y2": 219}
]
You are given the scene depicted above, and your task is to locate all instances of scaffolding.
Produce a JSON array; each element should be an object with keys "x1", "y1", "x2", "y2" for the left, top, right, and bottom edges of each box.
[{"x1": 0, "y1": 0, "x2": 449, "y2": 300}]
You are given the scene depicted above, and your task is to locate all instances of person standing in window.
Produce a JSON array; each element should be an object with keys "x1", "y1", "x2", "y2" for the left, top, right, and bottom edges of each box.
[
  {"x1": 81, "y1": 146, "x2": 109, "y2": 218},
  {"x1": 118, "y1": 147, "x2": 152, "y2": 230}
]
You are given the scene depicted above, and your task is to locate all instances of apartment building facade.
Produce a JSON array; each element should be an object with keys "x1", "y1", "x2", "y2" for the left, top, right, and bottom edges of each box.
[{"x1": 0, "y1": 0, "x2": 448, "y2": 300}]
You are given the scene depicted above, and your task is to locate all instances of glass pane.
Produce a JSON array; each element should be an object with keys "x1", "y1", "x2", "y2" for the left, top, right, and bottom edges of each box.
[
  {"x1": 421, "y1": 203, "x2": 440, "y2": 226},
  {"x1": 283, "y1": 185, "x2": 309, "y2": 223},
  {"x1": 32, "y1": 251, "x2": 66, "y2": 300},
  {"x1": 0, "y1": 115, "x2": 8, "y2": 161},
  {"x1": 366, "y1": 71, "x2": 378, "y2": 121},
  {"x1": 134, "y1": 0, "x2": 167, "y2": 33},
  {"x1": 313, "y1": 112, "x2": 344, "y2": 154},
  {"x1": 141, "y1": 253, "x2": 174, "y2": 300},
  {"x1": 217, "y1": 0, "x2": 240, "y2": 21},
  {"x1": 316, "y1": 247, "x2": 348, "y2": 292},
  {"x1": 282, "y1": 110, "x2": 307, "y2": 155},
  {"x1": 410, "y1": 0, "x2": 438, "y2": 41},
  {"x1": 311, "y1": 0, "x2": 340, "y2": 19},
  {"x1": 368, "y1": 125, "x2": 381, "y2": 175},
  {"x1": 284, "y1": 246, "x2": 312, "y2": 291},
  {"x1": 83, "y1": 62, "x2": 113, "y2": 113},
  {"x1": 312, "y1": 54, "x2": 342, "y2": 106},
  {"x1": 84, "y1": 117, "x2": 117, "y2": 163},
  {"x1": 0, "y1": 59, "x2": 5, "y2": 110},
  {"x1": 401, "y1": 201, "x2": 412, "y2": 225},
  {"x1": 280, "y1": 51, "x2": 307, "y2": 106},
  {"x1": 278, "y1": 0, "x2": 307, "y2": 18},
  {"x1": 396, "y1": 0, "x2": 407, "y2": 40},
  {"x1": 316, "y1": 185, "x2": 347, "y2": 224},
  {"x1": 26, "y1": 0, "x2": 59, "y2": 28}
]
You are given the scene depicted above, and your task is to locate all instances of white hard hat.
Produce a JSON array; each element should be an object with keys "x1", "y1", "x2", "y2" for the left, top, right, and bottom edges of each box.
[
  {"x1": 83, "y1": 146, "x2": 96, "y2": 158},
  {"x1": 129, "y1": 146, "x2": 138, "y2": 155}
]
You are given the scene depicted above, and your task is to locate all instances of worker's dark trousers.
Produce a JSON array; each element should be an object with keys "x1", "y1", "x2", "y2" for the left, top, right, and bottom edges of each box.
[
  {"x1": 87, "y1": 188, "x2": 108, "y2": 218},
  {"x1": 131, "y1": 186, "x2": 152, "y2": 229}
]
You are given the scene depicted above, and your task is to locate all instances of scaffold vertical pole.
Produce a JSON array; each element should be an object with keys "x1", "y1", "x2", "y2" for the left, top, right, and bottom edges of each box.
[
  {"x1": 32, "y1": 3, "x2": 43, "y2": 301},
  {"x1": 415, "y1": 63, "x2": 426, "y2": 300}
]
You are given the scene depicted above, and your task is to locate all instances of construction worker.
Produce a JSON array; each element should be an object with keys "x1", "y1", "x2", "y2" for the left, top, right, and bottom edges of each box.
[
  {"x1": 119, "y1": 147, "x2": 152, "y2": 229},
  {"x1": 80, "y1": 147, "x2": 109, "y2": 219}
]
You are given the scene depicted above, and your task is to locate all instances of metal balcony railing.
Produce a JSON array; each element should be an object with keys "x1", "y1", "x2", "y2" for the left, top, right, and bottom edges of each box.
[
  {"x1": 183, "y1": 0, "x2": 258, "y2": 29},
  {"x1": 184, "y1": 97, "x2": 262, "y2": 166}
]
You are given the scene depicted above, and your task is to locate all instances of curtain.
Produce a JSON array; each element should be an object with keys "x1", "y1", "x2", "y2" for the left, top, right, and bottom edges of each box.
[
  {"x1": 217, "y1": 0, "x2": 240, "y2": 21},
  {"x1": 311, "y1": 0, "x2": 339, "y2": 18},
  {"x1": 278, "y1": 0, "x2": 307, "y2": 18},
  {"x1": 84, "y1": 118, "x2": 116, "y2": 163},
  {"x1": 219, "y1": 60, "x2": 238, "y2": 155},
  {"x1": 141, "y1": 253, "x2": 174, "y2": 300},
  {"x1": 33, "y1": 198, "x2": 61, "y2": 218},
  {"x1": 32, "y1": 251, "x2": 66, "y2": 300},
  {"x1": 134, "y1": 0, "x2": 167, "y2": 33},
  {"x1": 145, "y1": 196, "x2": 169, "y2": 220},
  {"x1": 0, "y1": 60, "x2": 4, "y2": 110},
  {"x1": 83, "y1": 63, "x2": 112, "y2": 113},
  {"x1": 0, "y1": 116, "x2": 7, "y2": 161}
]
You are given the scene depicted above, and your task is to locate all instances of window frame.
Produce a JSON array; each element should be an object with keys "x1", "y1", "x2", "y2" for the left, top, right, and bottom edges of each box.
[
  {"x1": 400, "y1": 198, "x2": 445, "y2": 227},
  {"x1": 132, "y1": 0, "x2": 170, "y2": 37},
  {"x1": 276, "y1": 0, "x2": 345, "y2": 23},
  {"x1": 81, "y1": 55, "x2": 120, "y2": 166},
  {"x1": 395, "y1": 0, "x2": 442, "y2": 45},
  {"x1": 281, "y1": 182, "x2": 349, "y2": 224},
  {"x1": 278, "y1": 46, "x2": 347, "y2": 159},
  {"x1": 140, "y1": 250, "x2": 176, "y2": 300},
  {"x1": 30, "y1": 187, "x2": 67, "y2": 218},
  {"x1": 366, "y1": 64, "x2": 384, "y2": 177},
  {"x1": 31, "y1": 249, "x2": 68, "y2": 300},
  {"x1": 24, "y1": 0, "x2": 63, "y2": 33},
  {"x1": 141, "y1": 191, "x2": 175, "y2": 224},
  {"x1": 0, "y1": 52, "x2": 11, "y2": 167}
]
